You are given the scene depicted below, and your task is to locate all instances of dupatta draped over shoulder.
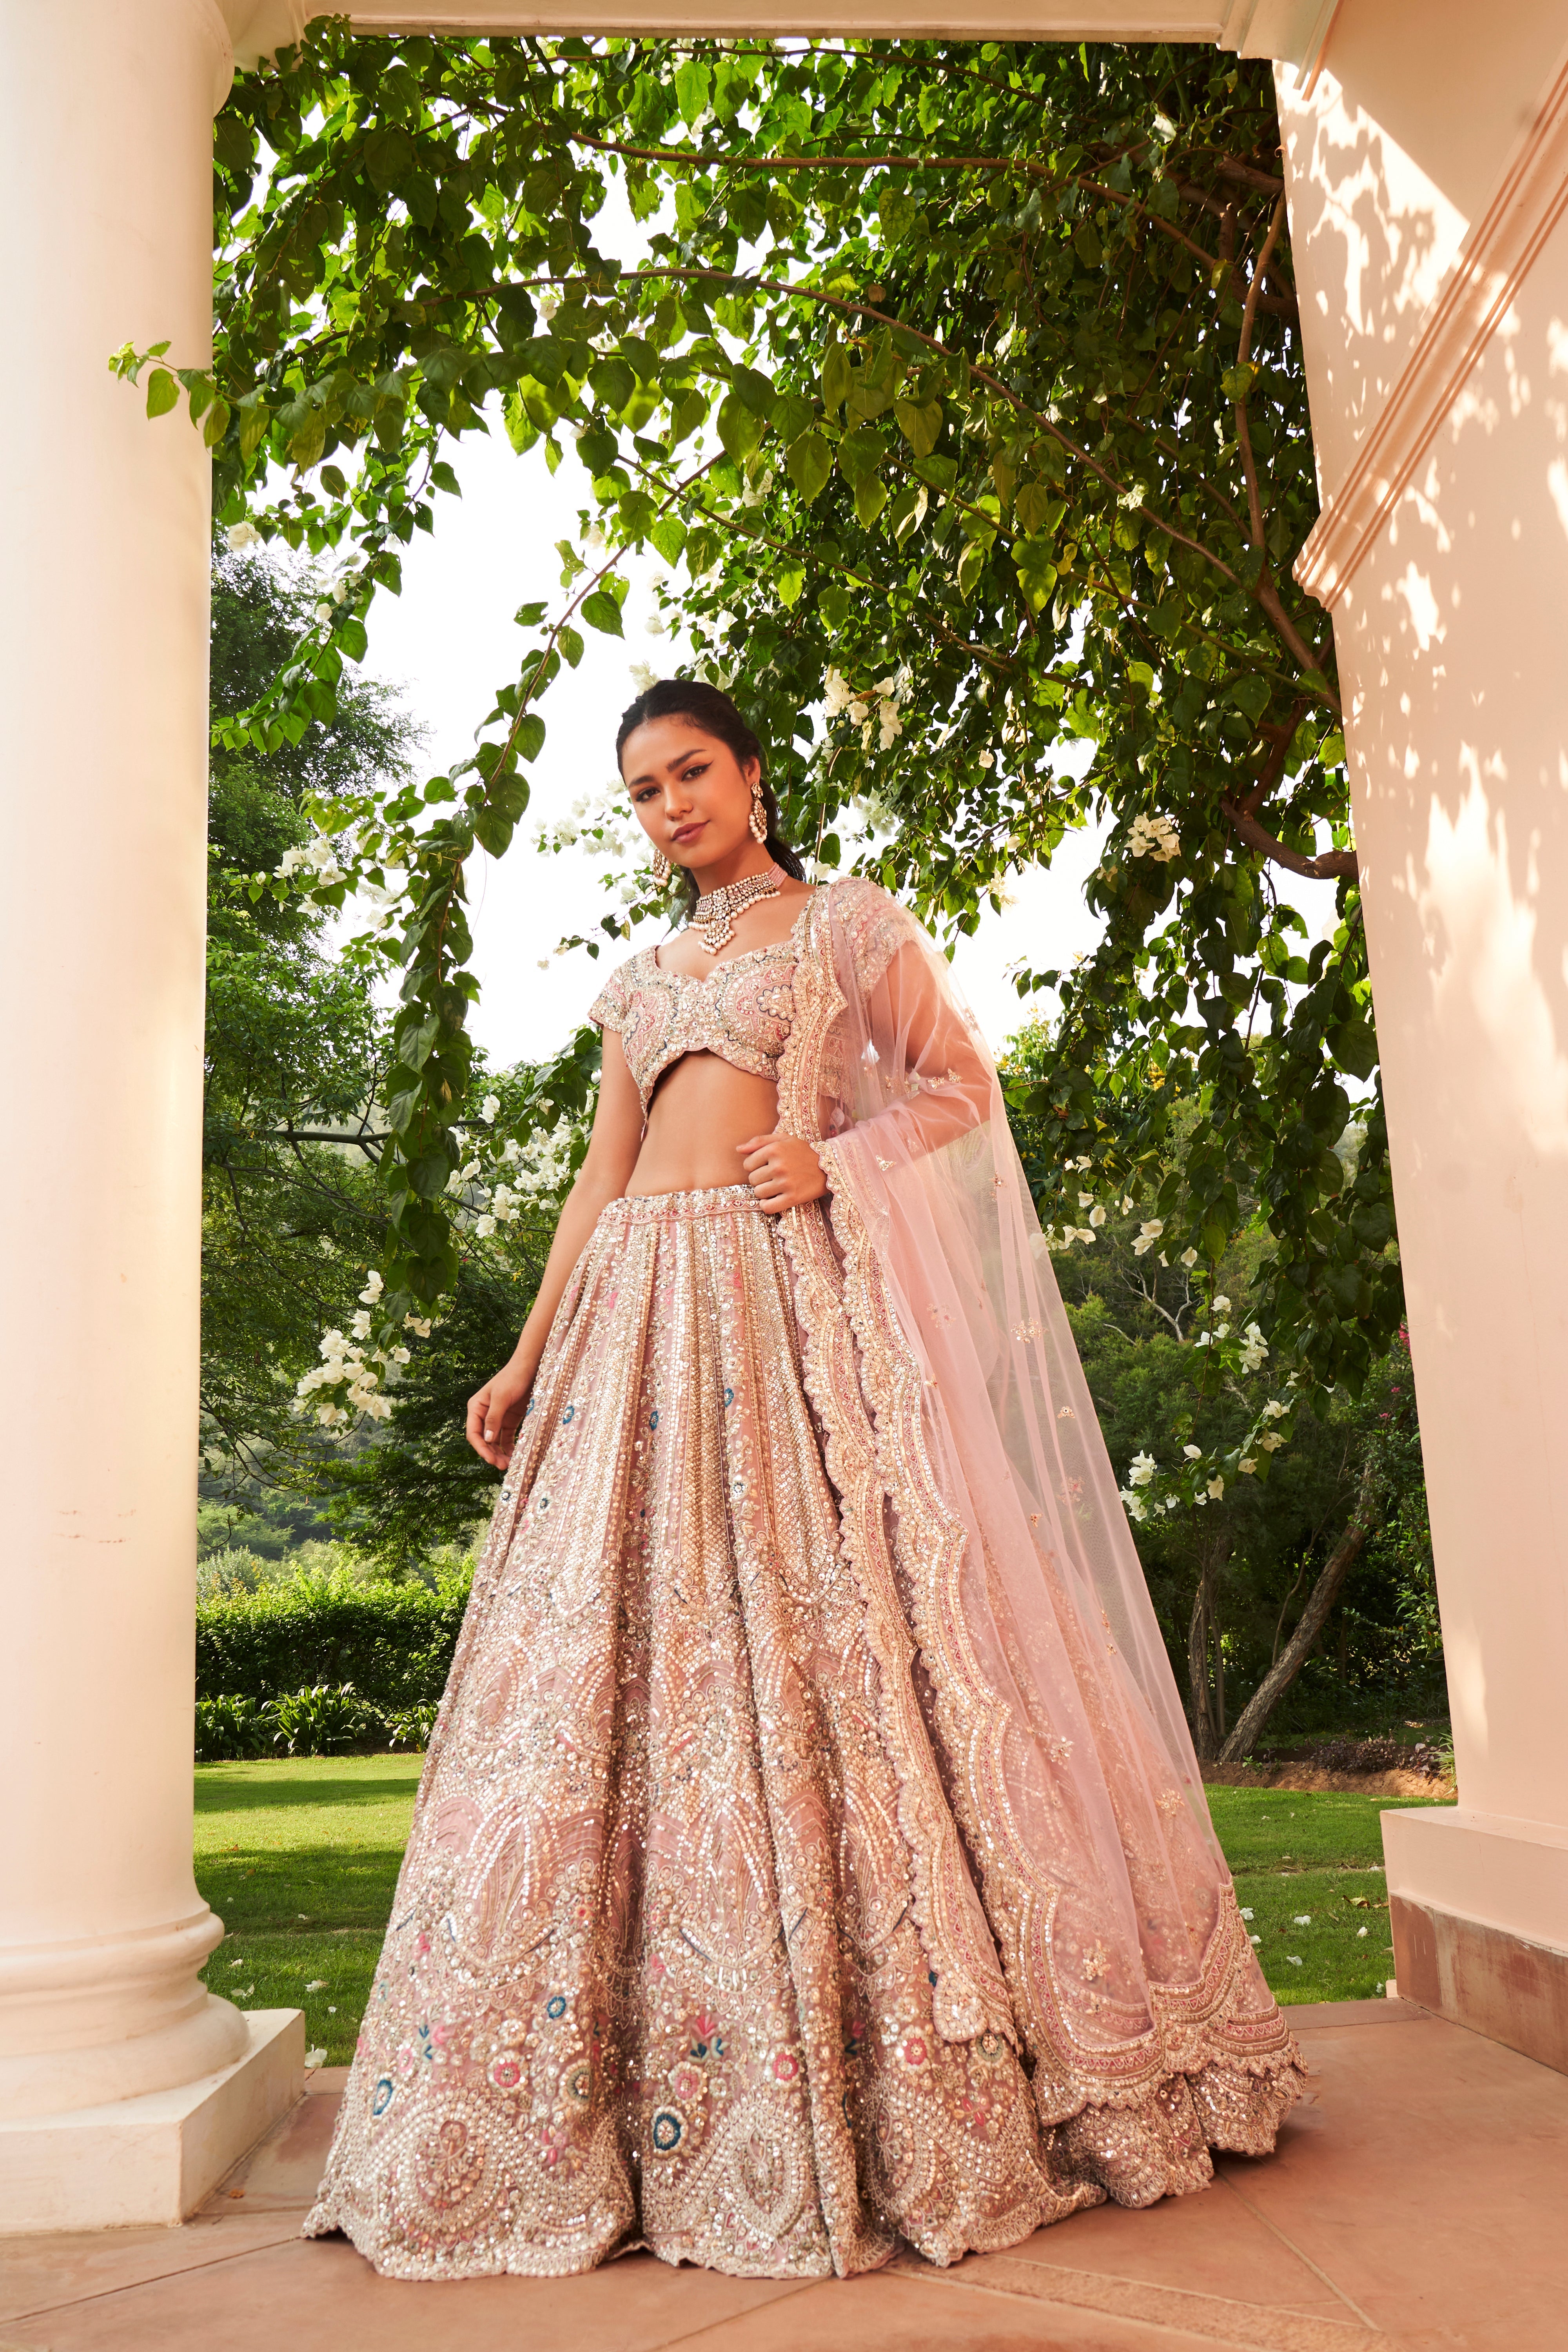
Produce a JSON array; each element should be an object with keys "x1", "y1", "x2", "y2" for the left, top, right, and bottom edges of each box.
[{"x1": 773, "y1": 877, "x2": 1303, "y2": 2170}]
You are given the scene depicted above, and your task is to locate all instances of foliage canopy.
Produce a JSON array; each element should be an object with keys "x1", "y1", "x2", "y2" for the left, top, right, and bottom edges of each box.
[{"x1": 123, "y1": 29, "x2": 1401, "y2": 1493}]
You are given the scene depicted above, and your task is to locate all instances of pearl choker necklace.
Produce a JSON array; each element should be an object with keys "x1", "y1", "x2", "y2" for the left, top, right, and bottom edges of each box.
[{"x1": 691, "y1": 862, "x2": 784, "y2": 954}]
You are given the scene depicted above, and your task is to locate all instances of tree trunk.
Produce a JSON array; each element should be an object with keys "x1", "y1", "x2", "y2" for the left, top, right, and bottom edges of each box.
[
  {"x1": 1218, "y1": 1463, "x2": 1381, "y2": 1763},
  {"x1": 1187, "y1": 1534, "x2": 1229, "y2": 1761}
]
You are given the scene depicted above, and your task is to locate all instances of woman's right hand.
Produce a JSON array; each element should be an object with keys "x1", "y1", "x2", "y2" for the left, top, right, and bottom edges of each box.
[{"x1": 466, "y1": 1359, "x2": 535, "y2": 1470}]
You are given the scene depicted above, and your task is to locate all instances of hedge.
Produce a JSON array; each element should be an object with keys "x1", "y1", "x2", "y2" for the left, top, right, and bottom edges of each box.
[{"x1": 196, "y1": 1575, "x2": 471, "y2": 1711}]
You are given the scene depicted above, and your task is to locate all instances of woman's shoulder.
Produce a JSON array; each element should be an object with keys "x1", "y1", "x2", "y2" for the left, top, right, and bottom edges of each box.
[
  {"x1": 818, "y1": 873, "x2": 926, "y2": 990},
  {"x1": 586, "y1": 941, "x2": 655, "y2": 1028}
]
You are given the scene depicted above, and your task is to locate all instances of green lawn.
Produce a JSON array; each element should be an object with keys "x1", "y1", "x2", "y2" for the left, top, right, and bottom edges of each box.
[
  {"x1": 195, "y1": 1759, "x2": 1452, "y2": 2060},
  {"x1": 196, "y1": 1753, "x2": 421, "y2": 2065}
]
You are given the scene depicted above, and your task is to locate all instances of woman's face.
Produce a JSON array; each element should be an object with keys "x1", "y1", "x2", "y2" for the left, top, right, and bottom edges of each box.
[{"x1": 620, "y1": 715, "x2": 760, "y2": 875}]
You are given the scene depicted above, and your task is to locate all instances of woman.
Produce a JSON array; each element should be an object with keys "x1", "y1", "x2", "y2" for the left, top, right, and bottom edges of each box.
[{"x1": 306, "y1": 679, "x2": 1303, "y2": 2282}]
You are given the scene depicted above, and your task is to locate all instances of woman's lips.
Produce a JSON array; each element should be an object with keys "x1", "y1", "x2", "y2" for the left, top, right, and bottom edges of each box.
[{"x1": 672, "y1": 822, "x2": 705, "y2": 845}]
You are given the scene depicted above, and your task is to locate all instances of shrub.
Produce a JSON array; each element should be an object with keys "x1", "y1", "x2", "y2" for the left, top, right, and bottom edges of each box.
[
  {"x1": 196, "y1": 1566, "x2": 471, "y2": 1710},
  {"x1": 194, "y1": 1682, "x2": 444, "y2": 1762}
]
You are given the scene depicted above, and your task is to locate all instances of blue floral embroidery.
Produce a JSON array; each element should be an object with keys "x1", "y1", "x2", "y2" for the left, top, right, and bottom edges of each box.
[
  {"x1": 372, "y1": 2076, "x2": 395, "y2": 2118},
  {"x1": 545, "y1": 1993, "x2": 568, "y2": 2020},
  {"x1": 650, "y1": 2105, "x2": 684, "y2": 2154},
  {"x1": 561, "y1": 1403, "x2": 575, "y2": 1424},
  {"x1": 722, "y1": 1386, "x2": 734, "y2": 1409},
  {"x1": 649, "y1": 1408, "x2": 660, "y2": 1430}
]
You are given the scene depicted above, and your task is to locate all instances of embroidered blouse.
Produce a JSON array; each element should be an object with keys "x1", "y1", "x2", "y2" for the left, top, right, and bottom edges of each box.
[
  {"x1": 588, "y1": 878, "x2": 912, "y2": 1117},
  {"x1": 588, "y1": 916, "x2": 801, "y2": 1116}
]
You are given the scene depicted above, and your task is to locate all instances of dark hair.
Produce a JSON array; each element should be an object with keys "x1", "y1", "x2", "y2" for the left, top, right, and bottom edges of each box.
[{"x1": 615, "y1": 676, "x2": 806, "y2": 916}]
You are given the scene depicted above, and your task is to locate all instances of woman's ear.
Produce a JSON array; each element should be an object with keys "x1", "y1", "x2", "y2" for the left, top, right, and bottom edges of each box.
[{"x1": 741, "y1": 755, "x2": 761, "y2": 793}]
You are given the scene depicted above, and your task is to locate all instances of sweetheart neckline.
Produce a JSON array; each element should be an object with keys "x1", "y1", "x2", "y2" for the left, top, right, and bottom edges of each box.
[{"x1": 646, "y1": 893, "x2": 813, "y2": 981}]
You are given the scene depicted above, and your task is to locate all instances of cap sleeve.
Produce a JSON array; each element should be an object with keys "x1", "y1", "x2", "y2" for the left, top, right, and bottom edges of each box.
[
  {"x1": 831, "y1": 875, "x2": 924, "y2": 1000},
  {"x1": 587, "y1": 961, "x2": 631, "y2": 1034}
]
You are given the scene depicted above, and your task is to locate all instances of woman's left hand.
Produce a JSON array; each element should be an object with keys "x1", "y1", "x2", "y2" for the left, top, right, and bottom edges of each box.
[{"x1": 738, "y1": 1129, "x2": 828, "y2": 1212}]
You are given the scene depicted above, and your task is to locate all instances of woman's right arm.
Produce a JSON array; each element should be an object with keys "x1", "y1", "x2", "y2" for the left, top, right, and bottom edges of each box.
[{"x1": 465, "y1": 1029, "x2": 645, "y2": 1468}]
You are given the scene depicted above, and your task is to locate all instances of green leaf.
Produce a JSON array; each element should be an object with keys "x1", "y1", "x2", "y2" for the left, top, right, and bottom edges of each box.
[
  {"x1": 514, "y1": 713, "x2": 547, "y2": 762},
  {"x1": 145, "y1": 368, "x2": 178, "y2": 419},
  {"x1": 589, "y1": 356, "x2": 634, "y2": 414},
  {"x1": 853, "y1": 474, "x2": 888, "y2": 528},
  {"x1": 785, "y1": 431, "x2": 833, "y2": 504},
  {"x1": 837, "y1": 425, "x2": 886, "y2": 488},
  {"x1": 202, "y1": 398, "x2": 231, "y2": 448},
  {"x1": 580, "y1": 590, "x2": 624, "y2": 638},
  {"x1": 717, "y1": 392, "x2": 764, "y2": 463},
  {"x1": 674, "y1": 58, "x2": 711, "y2": 126},
  {"x1": 650, "y1": 514, "x2": 687, "y2": 566},
  {"x1": 430, "y1": 459, "x2": 461, "y2": 497},
  {"x1": 821, "y1": 341, "x2": 852, "y2": 414},
  {"x1": 338, "y1": 615, "x2": 368, "y2": 662},
  {"x1": 474, "y1": 811, "x2": 515, "y2": 857},
  {"x1": 778, "y1": 565, "x2": 806, "y2": 608},
  {"x1": 1015, "y1": 482, "x2": 1065, "y2": 536},
  {"x1": 731, "y1": 365, "x2": 776, "y2": 418},
  {"x1": 893, "y1": 393, "x2": 944, "y2": 459},
  {"x1": 1230, "y1": 673, "x2": 1270, "y2": 724},
  {"x1": 1328, "y1": 1014, "x2": 1378, "y2": 1082},
  {"x1": 558, "y1": 623, "x2": 584, "y2": 668},
  {"x1": 363, "y1": 128, "x2": 414, "y2": 192}
]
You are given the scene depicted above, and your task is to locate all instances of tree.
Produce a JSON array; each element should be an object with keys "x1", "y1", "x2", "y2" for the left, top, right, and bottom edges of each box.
[
  {"x1": 120, "y1": 32, "x2": 1398, "y2": 1475},
  {"x1": 202, "y1": 550, "x2": 416, "y2": 1481}
]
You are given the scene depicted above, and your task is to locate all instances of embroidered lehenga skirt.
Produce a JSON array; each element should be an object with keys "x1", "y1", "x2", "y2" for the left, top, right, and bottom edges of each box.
[{"x1": 305, "y1": 1184, "x2": 1297, "y2": 2280}]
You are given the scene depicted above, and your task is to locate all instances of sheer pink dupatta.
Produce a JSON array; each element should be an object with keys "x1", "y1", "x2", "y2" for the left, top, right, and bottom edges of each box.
[{"x1": 776, "y1": 879, "x2": 1301, "y2": 2148}]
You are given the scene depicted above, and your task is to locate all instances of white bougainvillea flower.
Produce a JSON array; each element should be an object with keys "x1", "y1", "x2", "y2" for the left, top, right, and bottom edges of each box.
[
  {"x1": 1261, "y1": 1432, "x2": 1285, "y2": 1452},
  {"x1": 480, "y1": 1094, "x2": 500, "y2": 1123},
  {"x1": 1239, "y1": 1456, "x2": 1258, "y2": 1474},
  {"x1": 1207, "y1": 1476, "x2": 1225, "y2": 1499},
  {"x1": 225, "y1": 520, "x2": 261, "y2": 551},
  {"x1": 1213, "y1": 1295, "x2": 1232, "y2": 1314},
  {"x1": 1129, "y1": 1451, "x2": 1156, "y2": 1487},
  {"x1": 1180, "y1": 1247, "x2": 1199, "y2": 1269},
  {"x1": 1183, "y1": 1444, "x2": 1202, "y2": 1460}
]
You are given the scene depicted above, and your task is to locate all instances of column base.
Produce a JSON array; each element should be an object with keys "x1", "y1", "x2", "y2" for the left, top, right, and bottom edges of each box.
[
  {"x1": 1384, "y1": 1807, "x2": 1568, "y2": 2074},
  {"x1": 0, "y1": 2008, "x2": 306, "y2": 2233}
]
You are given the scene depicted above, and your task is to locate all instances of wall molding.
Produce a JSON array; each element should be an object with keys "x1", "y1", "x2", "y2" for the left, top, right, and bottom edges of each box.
[
  {"x1": 338, "y1": 1, "x2": 1333, "y2": 56},
  {"x1": 1296, "y1": 37, "x2": 1568, "y2": 612}
]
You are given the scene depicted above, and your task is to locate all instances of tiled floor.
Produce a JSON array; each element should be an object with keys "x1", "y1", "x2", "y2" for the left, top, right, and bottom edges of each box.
[{"x1": 2, "y1": 2000, "x2": 1561, "y2": 2352}]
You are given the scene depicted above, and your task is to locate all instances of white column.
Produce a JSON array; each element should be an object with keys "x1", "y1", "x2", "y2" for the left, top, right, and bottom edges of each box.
[
  {"x1": 1283, "y1": 4, "x2": 1568, "y2": 2068},
  {"x1": 0, "y1": 0, "x2": 301, "y2": 2219}
]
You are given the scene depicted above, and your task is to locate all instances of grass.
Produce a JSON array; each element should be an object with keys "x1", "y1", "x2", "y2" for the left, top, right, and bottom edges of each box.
[
  {"x1": 196, "y1": 1753, "x2": 421, "y2": 2065},
  {"x1": 1207, "y1": 1785, "x2": 1449, "y2": 2005},
  {"x1": 194, "y1": 1759, "x2": 1453, "y2": 2058}
]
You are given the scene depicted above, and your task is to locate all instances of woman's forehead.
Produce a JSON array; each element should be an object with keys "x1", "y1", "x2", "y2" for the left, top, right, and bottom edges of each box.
[{"x1": 621, "y1": 717, "x2": 726, "y2": 780}]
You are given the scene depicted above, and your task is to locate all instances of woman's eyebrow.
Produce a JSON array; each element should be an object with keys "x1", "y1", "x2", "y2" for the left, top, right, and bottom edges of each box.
[{"x1": 624, "y1": 744, "x2": 710, "y2": 787}]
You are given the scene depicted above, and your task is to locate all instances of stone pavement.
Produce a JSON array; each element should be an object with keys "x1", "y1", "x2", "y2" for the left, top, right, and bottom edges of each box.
[{"x1": 2, "y1": 2000, "x2": 1561, "y2": 2352}]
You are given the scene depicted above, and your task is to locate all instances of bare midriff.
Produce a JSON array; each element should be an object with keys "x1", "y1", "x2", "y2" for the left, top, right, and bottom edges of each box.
[{"x1": 624, "y1": 1051, "x2": 780, "y2": 1198}]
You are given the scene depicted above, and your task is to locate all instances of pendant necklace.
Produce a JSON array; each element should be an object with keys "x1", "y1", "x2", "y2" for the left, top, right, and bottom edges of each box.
[{"x1": 691, "y1": 862, "x2": 784, "y2": 955}]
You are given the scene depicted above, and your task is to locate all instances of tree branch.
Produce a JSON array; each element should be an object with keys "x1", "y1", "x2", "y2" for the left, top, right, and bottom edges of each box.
[{"x1": 1220, "y1": 797, "x2": 1357, "y2": 880}]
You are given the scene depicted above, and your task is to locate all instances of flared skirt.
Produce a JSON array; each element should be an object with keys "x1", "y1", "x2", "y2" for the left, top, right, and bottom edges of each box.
[{"x1": 304, "y1": 1185, "x2": 1294, "y2": 2281}]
